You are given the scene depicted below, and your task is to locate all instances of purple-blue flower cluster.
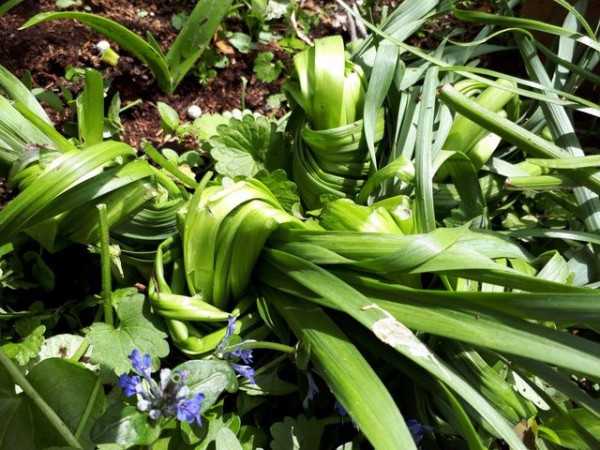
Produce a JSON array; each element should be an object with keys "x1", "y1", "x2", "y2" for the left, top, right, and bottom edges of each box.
[
  {"x1": 215, "y1": 316, "x2": 256, "y2": 384},
  {"x1": 118, "y1": 349, "x2": 204, "y2": 426},
  {"x1": 406, "y1": 419, "x2": 433, "y2": 445}
]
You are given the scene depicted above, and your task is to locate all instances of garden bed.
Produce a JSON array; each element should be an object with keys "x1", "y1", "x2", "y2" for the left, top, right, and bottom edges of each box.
[{"x1": 1, "y1": 0, "x2": 599, "y2": 449}]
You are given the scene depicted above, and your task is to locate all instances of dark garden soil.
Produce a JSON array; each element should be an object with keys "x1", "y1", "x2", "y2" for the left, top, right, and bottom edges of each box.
[{"x1": 0, "y1": 0, "x2": 353, "y2": 148}]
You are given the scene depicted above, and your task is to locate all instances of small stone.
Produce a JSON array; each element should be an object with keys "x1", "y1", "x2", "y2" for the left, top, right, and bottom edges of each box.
[
  {"x1": 96, "y1": 40, "x2": 111, "y2": 54},
  {"x1": 186, "y1": 105, "x2": 202, "y2": 119}
]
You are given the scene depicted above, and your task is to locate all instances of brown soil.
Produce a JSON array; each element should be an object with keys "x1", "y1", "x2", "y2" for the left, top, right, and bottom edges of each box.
[{"x1": 0, "y1": 0, "x2": 345, "y2": 148}]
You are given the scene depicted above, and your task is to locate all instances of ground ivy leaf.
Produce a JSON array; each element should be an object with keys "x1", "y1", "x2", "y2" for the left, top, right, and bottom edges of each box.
[
  {"x1": 269, "y1": 415, "x2": 324, "y2": 450},
  {"x1": 193, "y1": 113, "x2": 230, "y2": 140},
  {"x1": 185, "y1": 411, "x2": 240, "y2": 450},
  {"x1": 210, "y1": 115, "x2": 273, "y2": 178},
  {"x1": 86, "y1": 289, "x2": 169, "y2": 375}
]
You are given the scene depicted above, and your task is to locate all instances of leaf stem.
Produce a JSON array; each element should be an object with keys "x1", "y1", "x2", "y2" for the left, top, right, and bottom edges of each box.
[
  {"x1": 97, "y1": 204, "x2": 114, "y2": 326},
  {"x1": 70, "y1": 339, "x2": 90, "y2": 362},
  {"x1": 223, "y1": 341, "x2": 296, "y2": 355},
  {"x1": 252, "y1": 354, "x2": 289, "y2": 378},
  {"x1": 241, "y1": 76, "x2": 248, "y2": 111},
  {"x1": 74, "y1": 375, "x2": 102, "y2": 439},
  {"x1": 0, "y1": 347, "x2": 82, "y2": 448}
]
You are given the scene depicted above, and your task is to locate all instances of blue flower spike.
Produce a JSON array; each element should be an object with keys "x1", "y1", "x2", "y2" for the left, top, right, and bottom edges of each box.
[
  {"x1": 119, "y1": 350, "x2": 206, "y2": 427},
  {"x1": 215, "y1": 315, "x2": 256, "y2": 384},
  {"x1": 129, "y1": 349, "x2": 152, "y2": 379}
]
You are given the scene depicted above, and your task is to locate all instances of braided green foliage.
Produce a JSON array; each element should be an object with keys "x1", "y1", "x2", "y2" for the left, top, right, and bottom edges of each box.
[{"x1": 285, "y1": 36, "x2": 386, "y2": 209}]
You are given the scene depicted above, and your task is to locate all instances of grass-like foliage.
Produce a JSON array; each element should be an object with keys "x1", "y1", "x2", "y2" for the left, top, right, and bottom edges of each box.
[{"x1": 0, "y1": 0, "x2": 600, "y2": 448}]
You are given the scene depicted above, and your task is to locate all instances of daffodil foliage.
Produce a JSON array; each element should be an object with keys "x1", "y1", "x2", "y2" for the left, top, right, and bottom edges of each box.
[{"x1": 1, "y1": 0, "x2": 600, "y2": 449}]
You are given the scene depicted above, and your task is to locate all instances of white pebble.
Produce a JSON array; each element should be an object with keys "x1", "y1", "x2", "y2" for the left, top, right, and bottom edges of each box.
[
  {"x1": 186, "y1": 105, "x2": 202, "y2": 119},
  {"x1": 96, "y1": 40, "x2": 111, "y2": 54}
]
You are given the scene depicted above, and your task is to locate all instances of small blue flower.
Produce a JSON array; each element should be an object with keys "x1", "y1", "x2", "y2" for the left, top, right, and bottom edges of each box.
[
  {"x1": 303, "y1": 371, "x2": 319, "y2": 409},
  {"x1": 406, "y1": 419, "x2": 432, "y2": 445},
  {"x1": 214, "y1": 315, "x2": 256, "y2": 384},
  {"x1": 334, "y1": 400, "x2": 347, "y2": 417},
  {"x1": 129, "y1": 349, "x2": 152, "y2": 379},
  {"x1": 118, "y1": 374, "x2": 141, "y2": 397},
  {"x1": 175, "y1": 393, "x2": 205, "y2": 426},
  {"x1": 230, "y1": 345, "x2": 253, "y2": 364},
  {"x1": 230, "y1": 362, "x2": 256, "y2": 384}
]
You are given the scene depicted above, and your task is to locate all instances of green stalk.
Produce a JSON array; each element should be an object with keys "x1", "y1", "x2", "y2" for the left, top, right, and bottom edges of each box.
[
  {"x1": 0, "y1": 347, "x2": 82, "y2": 449},
  {"x1": 74, "y1": 375, "x2": 102, "y2": 439},
  {"x1": 97, "y1": 204, "x2": 113, "y2": 326},
  {"x1": 414, "y1": 67, "x2": 438, "y2": 233},
  {"x1": 226, "y1": 341, "x2": 295, "y2": 354}
]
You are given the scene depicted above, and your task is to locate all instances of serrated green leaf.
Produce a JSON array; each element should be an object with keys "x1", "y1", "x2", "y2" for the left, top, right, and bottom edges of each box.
[
  {"x1": 86, "y1": 289, "x2": 169, "y2": 375},
  {"x1": 193, "y1": 113, "x2": 230, "y2": 140},
  {"x1": 255, "y1": 170, "x2": 299, "y2": 212},
  {"x1": 2, "y1": 325, "x2": 45, "y2": 366},
  {"x1": 209, "y1": 115, "x2": 275, "y2": 177},
  {"x1": 253, "y1": 52, "x2": 283, "y2": 83},
  {"x1": 228, "y1": 32, "x2": 255, "y2": 54},
  {"x1": 269, "y1": 415, "x2": 324, "y2": 450},
  {"x1": 187, "y1": 411, "x2": 241, "y2": 450}
]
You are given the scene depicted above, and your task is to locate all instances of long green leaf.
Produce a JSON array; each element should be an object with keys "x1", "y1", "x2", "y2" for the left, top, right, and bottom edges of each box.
[
  {"x1": 77, "y1": 69, "x2": 104, "y2": 147},
  {"x1": 453, "y1": 8, "x2": 600, "y2": 53},
  {"x1": 514, "y1": 33, "x2": 600, "y2": 233},
  {"x1": 437, "y1": 84, "x2": 600, "y2": 196},
  {"x1": 0, "y1": 0, "x2": 24, "y2": 17},
  {"x1": 258, "y1": 249, "x2": 528, "y2": 449},
  {"x1": 0, "y1": 63, "x2": 51, "y2": 123},
  {"x1": 264, "y1": 288, "x2": 416, "y2": 450},
  {"x1": 165, "y1": 0, "x2": 233, "y2": 91},
  {"x1": 363, "y1": 43, "x2": 398, "y2": 166},
  {"x1": 414, "y1": 68, "x2": 438, "y2": 232},
  {"x1": 20, "y1": 12, "x2": 171, "y2": 92}
]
